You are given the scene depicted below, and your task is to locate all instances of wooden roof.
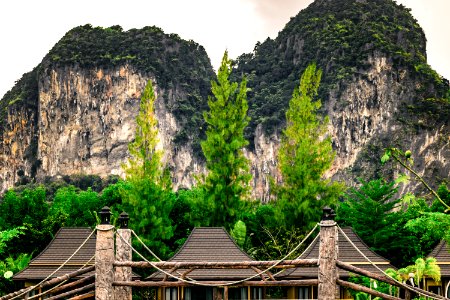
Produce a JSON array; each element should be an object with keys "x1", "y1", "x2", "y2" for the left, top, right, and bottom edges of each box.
[
  {"x1": 13, "y1": 228, "x2": 96, "y2": 280},
  {"x1": 278, "y1": 227, "x2": 396, "y2": 279},
  {"x1": 428, "y1": 240, "x2": 450, "y2": 277},
  {"x1": 148, "y1": 227, "x2": 263, "y2": 281}
]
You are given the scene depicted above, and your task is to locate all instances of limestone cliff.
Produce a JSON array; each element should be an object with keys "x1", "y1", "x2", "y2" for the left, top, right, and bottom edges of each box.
[
  {"x1": 234, "y1": 0, "x2": 449, "y2": 196},
  {"x1": 1, "y1": 0, "x2": 449, "y2": 196}
]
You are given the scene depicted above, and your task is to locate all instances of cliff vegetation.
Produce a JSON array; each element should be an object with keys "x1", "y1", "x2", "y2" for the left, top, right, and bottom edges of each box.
[{"x1": 234, "y1": 0, "x2": 449, "y2": 144}]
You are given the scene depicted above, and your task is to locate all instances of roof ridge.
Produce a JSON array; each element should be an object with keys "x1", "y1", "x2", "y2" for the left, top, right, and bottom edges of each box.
[
  {"x1": 429, "y1": 239, "x2": 449, "y2": 260},
  {"x1": 341, "y1": 227, "x2": 392, "y2": 265},
  {"x1": 168, "y1": 228, "x2": 195, "y2": 261}
]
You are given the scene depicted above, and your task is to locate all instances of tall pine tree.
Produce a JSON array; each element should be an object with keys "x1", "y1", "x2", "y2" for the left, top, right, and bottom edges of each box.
[
  {"x1": 122, "y1": 79, "x2": 165, "y2": 184},
  {"x1": 121, "y1": 79, "x2": 174, "y2": 257},
  {"x1": 275, "y1": 63, "x2": 342, "y2": 228},
  {"x1": 201, "y1": 51, "x2": 251, "y2": 227}
]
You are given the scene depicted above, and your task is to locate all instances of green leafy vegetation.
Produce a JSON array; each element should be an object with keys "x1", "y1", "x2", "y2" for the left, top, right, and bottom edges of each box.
[
  {"x1": 200, "y1": 51, "x2": 252, "y2": 228},
  {"x1": 233, "y1": 0, "x2": 449, "y2": 145},
  {"x1": 273, "y1": 63, "x2": 343, "y2": 229},
  {"x1": 43, "y1": 24, "x2": 214, "y2": 150}
]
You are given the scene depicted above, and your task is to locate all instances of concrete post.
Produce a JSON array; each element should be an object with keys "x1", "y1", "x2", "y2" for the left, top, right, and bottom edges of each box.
[
  {"x1": 114, "y1": 212, "x2": 132, "y2": 300},
  {"x1": 318, "y1": 206, "x2": 339, "y2": 300},
  {"x1": 95, "y1": 207, "x2": 114, "y2": 300}
]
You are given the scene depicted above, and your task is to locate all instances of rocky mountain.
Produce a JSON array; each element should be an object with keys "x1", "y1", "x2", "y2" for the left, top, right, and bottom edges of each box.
[
  {"x1": 0, "y1": 25, "x2": 214, "y2": 191},
  {"x1": 234, "y1": 0, "x2": 449, "y2": 197},
  {"x1": 1, "y1": 0, "x2": 449, "y2": 198}
]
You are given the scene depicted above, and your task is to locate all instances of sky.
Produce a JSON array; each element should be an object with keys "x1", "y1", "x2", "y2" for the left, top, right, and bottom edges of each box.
[{"x1": 0, "y1": 0, "x2": 448, "y2": 98}]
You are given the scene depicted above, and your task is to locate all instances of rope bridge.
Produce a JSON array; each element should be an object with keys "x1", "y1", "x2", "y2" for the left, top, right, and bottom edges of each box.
[{"x1": 1, "y1": 207, "x2": 447, "y2": 300}]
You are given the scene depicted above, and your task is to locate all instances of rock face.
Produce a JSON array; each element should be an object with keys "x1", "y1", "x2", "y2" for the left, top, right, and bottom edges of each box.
[
  {"x1": 37, "y1": 64, "x2": 209, "y2": 190},
  {"x1": 1, "y1": 0, "x2": 449, "y2": 196}
]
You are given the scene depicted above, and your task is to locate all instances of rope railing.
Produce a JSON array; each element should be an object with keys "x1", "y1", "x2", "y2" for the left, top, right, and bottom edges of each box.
[
  {"x1": 27, "y1": 255, "x2": 95, "y2": 300},
  {"x1": 337, "y1": 225, "x2": 448, "y2": 300},
  {"x1": 0, "y1": 266, "x2": 95, "y2": 300},
  {"x1": 115, "y1": 223, "x2": 319, "y2": 287},
  {"x1": 0, "y1": 229, "x2": 96, "y2": 300}
]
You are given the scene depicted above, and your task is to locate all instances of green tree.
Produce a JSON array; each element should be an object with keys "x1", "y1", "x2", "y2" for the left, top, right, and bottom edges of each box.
[
  {"x1": 121, "y1": 179, "x2": 175, "y2": 258},
  {"x1": 337, "y1": 179, "x2": 400, "y2": 247},
  {"x1": 230, "y1": 220, "x2": 247, "y2": 248},
  {"x1": 120, "y1": 80, "x2": 175, "y2": 258},
  {"x1": 274, "y1": 63, "x2": 342, "y2": 228},
  {"x1": 413, "y1": 257, "x2": 441, "y2": 289},
  {"x1": 122, "y1": 79, "x2": 167, "y2": 185},
  {"x1": 200, "y1": 51, "x2": 251, "y2": 227}
]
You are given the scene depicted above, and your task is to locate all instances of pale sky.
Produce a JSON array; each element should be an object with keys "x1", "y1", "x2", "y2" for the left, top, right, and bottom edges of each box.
[{"x1": 0, "y1": 0, "x2": 448, "y2": 98}]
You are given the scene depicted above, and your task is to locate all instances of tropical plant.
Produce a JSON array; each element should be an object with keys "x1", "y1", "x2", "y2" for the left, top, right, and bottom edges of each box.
[
  {"x1": 381, "y1": 147, "x2": 450, "y2": 212},
  {"x1": 412, "y1": 257, "x2": 441, "y2": 289},
  {"x1": 230, "y1": 220, "x2": 247, "y2": 248}
]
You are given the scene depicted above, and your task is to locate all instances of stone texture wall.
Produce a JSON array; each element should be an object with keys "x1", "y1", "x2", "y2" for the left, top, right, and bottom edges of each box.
[{"x1": 1, "y1": 57, "x2": 448, "y2": 197}]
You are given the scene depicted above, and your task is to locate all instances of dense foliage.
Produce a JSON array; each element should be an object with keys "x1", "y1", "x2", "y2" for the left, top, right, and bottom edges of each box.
[
  {"x1": 233, "y1": 0, "x2": 449, "y2": 146},
  {"x1": 337, "y1": 178, "x2": 449, "y2": 267},
  {"x1": 200, "y1": 52, "x2": 251, "y2": 228},
  {"x1": 274, "y1": 64, "x2": 343, "y2": 229}
]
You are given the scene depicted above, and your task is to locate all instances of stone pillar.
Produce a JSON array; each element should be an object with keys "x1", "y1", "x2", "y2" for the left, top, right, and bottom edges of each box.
[
  {"x1": 114, "y1": 212, "x2": 132, "y2": 300},
  {"x1": 96, "y1": 207, "x2": 115, "y2": 300},
  {"x1": 317, "y1": 206, "x2": 338, "y2": 300}
]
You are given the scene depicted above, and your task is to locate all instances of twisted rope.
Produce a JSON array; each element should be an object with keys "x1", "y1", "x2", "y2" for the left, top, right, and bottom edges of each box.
[
  {"x1": 9, "y1": 229, "x2": 96, "y2": 300},
  {"x1": 118, "y1": 223, "x2": 319, "y2": 287},
  {"x1": 338, "y1": 225, "x2": 445, "y2": 300}
]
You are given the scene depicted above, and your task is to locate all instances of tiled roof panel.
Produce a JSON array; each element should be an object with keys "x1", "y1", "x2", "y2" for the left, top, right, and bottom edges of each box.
[
  {"x1": 428, "y1": 240, "x2": 450, "y2": 276},
  {"x1": 13, "y1": 228, "x2": 95, "y2": 280},
  {"x1": 149, "y1": 228, "x2": 260, "y2": 280}
]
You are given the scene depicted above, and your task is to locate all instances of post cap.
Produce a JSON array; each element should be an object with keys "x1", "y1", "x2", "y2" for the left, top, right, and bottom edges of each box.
[
  {"x1": 99, "y1": 206, "x2": 112, "y2": 225},
  {"x1": 322, "y1": 206, "x2": 336, "y2": 221},
  {"x1": 118, "y1": 211, "x2": 129, "y2": 229}
]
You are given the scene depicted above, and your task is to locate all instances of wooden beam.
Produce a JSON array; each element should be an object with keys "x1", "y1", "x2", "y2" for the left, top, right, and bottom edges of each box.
[
  {"x1": 336, "y1": 260, "x2": 400, "y2": 287},
  {"x1": 181, "y1": 267, "x2": 197, "y2": 279},
  {"x1": 45, "y1": 283, "x2": 95, "y2": 300},
  {"x1": 337, "y1": 279, "x2": 401, "y2": 300},
  {"x1": 28, "y1": 275, "x2": 95, "y2": 300},
  {"x1": 163, "y1": 266, "x2": 180, "y2": 281},
  {"x1": 68, "y1": 292, "x2": 95, "y2": 300},
  {"x1": 113, "y1": 259, "x2": 318, "y2": 269},
  {"x1": 0, "y1": 266, "x2": 95, "y2": 300},
  {"x1": 318, "y1": 218, "x2": 338, "y2": 300},
  {"x1": 112, "y1": 279, "x2": 319, "y2": 288}
]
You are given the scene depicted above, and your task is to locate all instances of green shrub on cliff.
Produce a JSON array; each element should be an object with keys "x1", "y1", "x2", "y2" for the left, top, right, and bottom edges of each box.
[{"x1": 233, "y1": 0, "x2": 449, "y2": 145}]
